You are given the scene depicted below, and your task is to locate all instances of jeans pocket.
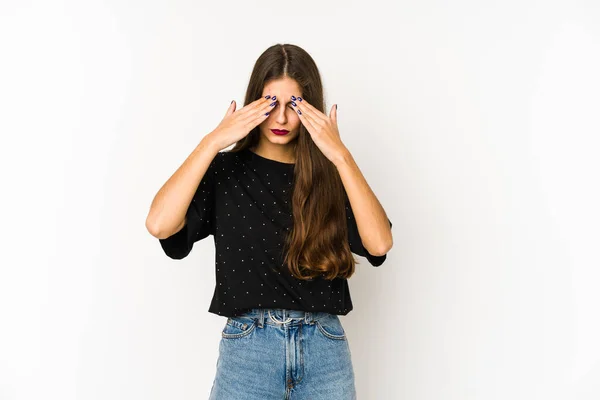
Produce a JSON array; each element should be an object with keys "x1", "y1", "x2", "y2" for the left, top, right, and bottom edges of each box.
[
  {"x1": 222, "y1": 316, "x2": 257, "y2": 339},
  {"x1": 315, "y1": 314, "x2": 347, "y2": 341}
]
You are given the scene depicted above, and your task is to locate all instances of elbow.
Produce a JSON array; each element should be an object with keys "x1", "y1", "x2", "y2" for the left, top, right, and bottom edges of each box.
[
  {"x1": 363, "y1": 228, "x2": 393, "y2": 256},
  {"x1": 371, "y1": 245, "x2": 391, "y2": 257},
  {"x1": 146, "y1": 215, "x2": 170, "y2": 239},
  {"x1": 147, "y1": 215, "x2": 185, "y2": 240},
  {"x1": 146, "y1": 216, "x2": 161, "y2": 238},
  {"x1": 372, "y1": 236, "x2": 393, "y2": 257}
]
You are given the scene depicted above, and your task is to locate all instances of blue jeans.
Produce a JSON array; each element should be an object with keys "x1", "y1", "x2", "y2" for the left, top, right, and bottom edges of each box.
[{"x1": 208, "y1": 308, "x2": 357, "y2": 399}]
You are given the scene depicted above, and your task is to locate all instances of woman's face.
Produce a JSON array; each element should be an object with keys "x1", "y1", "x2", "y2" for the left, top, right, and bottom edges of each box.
[{"x1": 259, "y1": 76, "x2": 302, "y2": 146}]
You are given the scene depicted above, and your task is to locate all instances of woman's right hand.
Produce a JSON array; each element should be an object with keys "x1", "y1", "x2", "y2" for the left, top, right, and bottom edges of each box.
[{"x1": 207, "y1": 95, "x2": 277, "y2": 151}]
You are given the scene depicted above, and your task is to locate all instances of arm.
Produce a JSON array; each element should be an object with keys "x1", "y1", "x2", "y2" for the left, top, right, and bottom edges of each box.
[
  {"x1": 333, "y1": 149, "x2": 393, "y2": 256},
  {"x1": 145, "y1": 135, "x2": 221, "y2": 240},
  {"x1": 284, "y1": 97, "x2": 392, "y2": 256}
]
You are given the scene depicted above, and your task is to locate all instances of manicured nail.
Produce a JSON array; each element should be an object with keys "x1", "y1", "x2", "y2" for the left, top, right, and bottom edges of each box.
[
  {"x1": 297, "y1": 97, "x2": 303, "y2": 102},
  {"x1": 291, "y1": 101, "x2": 297, "y2": 106},
  {"x1": 265, "y1": 112, "x2": 270, "y2": 116},
  {"x1": 297, "y1": 109, "x2": 302, "y2": 115},
  {"x1": 335, "y1": 104, "x2": 338, "y2": 110},
  {"x1": 291, "y1": 95, "x2": 297, "y2": 101},
  {"x1": 272, "y1": 96, "x2": 276, "y2": 101},
  {"x1": 264, "y1": 95, "x2": 271, "y2": 99},
  {"x1": 269, "y1": 101, "x2": 276, "y2": 106}
]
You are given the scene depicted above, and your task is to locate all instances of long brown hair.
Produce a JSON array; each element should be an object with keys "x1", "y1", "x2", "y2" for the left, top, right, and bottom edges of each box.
[{"x1": 229, "y1": 43, "x2": 359, "y2": 280}]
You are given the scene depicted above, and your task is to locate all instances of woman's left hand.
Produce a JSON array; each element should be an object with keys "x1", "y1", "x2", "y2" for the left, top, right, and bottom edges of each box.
[{"x1": 290, "y1": 96, "x2": 348, "y2": 165}]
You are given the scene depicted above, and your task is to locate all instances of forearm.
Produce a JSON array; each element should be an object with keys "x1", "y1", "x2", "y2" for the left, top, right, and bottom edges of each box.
[
  {"x1": 145, "y1": 135, "x2": 221, "y2": 239},
  {"x1": 333, "y1": 149, "x2": 393, "y2": 256}
]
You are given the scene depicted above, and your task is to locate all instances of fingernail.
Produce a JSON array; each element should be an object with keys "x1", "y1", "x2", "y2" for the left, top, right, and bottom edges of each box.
[
  {"x1": 231, "y1": 100, "x2": 234, "y2": 104},
  {"x1": 264, "y1": 95, "x2": 271, "y2": 99},
  {"x1": 291, "y1": 101, "x2": 297, "y2": 106},
  {"x1": 272, "y1": 96, "x2": 277, "y2": 101},
  {"x1": 297, "y1": 109, "x2": 302, "y2": 115},
  {"x1": 291, "y1": 95, "x2": 296, "y2": 101},
  {"x1": 298, "y1": 97, "x2": 303, "y2": 102},
  {"x1": 270, "y1": 101, "x2": 276, "y2": 106},
  {"x1": 265, "y1": 112, "x2": 270, "y2": 116},
  {"x1": 335, "y1": 104, "x2": 338, "y2": 110}
]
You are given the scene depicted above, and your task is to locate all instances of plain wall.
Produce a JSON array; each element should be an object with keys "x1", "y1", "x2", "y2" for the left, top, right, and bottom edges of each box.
[{"x1": 1, "y1": 0, "x2": 599, "y2": 399}]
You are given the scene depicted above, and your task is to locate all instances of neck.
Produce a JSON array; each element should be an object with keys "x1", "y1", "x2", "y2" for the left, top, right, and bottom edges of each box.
[{"x1": 250, "y1": 142, "x2": 297, "y2": 164}]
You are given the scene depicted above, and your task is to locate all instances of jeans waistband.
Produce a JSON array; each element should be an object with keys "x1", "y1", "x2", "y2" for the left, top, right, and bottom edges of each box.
[{"x1": 232, "y1": 308, "x2": 331, "y2": 328}]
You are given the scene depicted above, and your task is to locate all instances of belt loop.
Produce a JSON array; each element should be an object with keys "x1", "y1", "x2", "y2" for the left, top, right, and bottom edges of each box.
[
  {"x1": 304, "y1": 311, "x2": 312, "y2": 325},
  {"x1": 258, "y1": 309, "x2": 264, "y2": 328}
]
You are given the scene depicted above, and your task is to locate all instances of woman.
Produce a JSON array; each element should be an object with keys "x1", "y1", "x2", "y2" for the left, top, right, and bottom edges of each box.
[{"x1": 146, "y1": 43, "x2": 393, "y2": 400}]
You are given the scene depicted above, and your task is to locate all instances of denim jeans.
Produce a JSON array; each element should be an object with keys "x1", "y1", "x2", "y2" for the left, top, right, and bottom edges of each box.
[{"x1": 208, "y1": 308, "x2": 357, "y2": 399}]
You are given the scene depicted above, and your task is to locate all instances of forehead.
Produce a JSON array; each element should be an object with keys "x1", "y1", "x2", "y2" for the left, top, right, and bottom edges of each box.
[{"x1": 262, "y1": 77, "x2": 302, "y2": 96}]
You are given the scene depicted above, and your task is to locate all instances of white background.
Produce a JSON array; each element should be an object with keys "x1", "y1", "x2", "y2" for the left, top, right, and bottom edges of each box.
[{"x1": 1, "y1": 0, "x2": 599, "y2": 399}]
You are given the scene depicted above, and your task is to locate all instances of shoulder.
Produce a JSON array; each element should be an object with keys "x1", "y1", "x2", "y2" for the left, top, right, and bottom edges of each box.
[
  {"x1": 217, "y1": 149, "x2": 249, "y2": 168},
  {"x1": 209, "y1": 150, "x2": 231, "y2": 170},
  {"x1": 209, "y1": 149, "x2": 246, "y2": 178},
  {"x1": 214, "y1": 149, "x2": 243, "y2": 162}
]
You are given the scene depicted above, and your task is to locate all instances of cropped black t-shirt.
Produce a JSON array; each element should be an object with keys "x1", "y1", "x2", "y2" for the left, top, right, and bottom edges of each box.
[{"x1": 158, "y1": 147, "x2": 392, "y2": 317}]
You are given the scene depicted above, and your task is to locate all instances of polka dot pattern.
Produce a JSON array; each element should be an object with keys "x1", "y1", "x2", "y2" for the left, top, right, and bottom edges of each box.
[{"x1": 158, "y1": 148, "x2": 392, "y2": 317}]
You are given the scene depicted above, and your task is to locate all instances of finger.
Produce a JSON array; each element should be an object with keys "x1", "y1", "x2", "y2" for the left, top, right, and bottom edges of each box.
[
  {"x1": 246, "y1": 97, "x2": 277, "y2": 126},
  {"x1": 238, "y1": 95, "x2": 273, "y2": 117},
  {"x1": 244, "y1": 96, "x2": 277, "y2": 124},
  {"x1": 293, "y1": 97, "x2": 329, "y2": 124},
  {"x1": 224, "y1": 100, "x2": 236, "y2": 118},
  {"x1": 291, "y1": 98, "x2": 322, "y2": 129},
  {"x1": 298, "y1": 105, "x2": 321, "y2": 131},
  {"x1": 329, "y1": 104, "x2": 337, "y2": 124},
  {"x1": 292, "y1": 102, "x2": 318, "y2": 133}
]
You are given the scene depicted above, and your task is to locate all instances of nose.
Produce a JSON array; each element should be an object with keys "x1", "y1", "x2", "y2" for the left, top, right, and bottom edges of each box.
[{"x1": 275, "y1": 103, "x2": 288, "y2": 123}]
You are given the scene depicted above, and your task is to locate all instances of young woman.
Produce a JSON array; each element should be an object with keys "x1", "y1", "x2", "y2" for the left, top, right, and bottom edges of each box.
[{"x1": 146, "y1": 43, "x2": 393, "y2": 400}]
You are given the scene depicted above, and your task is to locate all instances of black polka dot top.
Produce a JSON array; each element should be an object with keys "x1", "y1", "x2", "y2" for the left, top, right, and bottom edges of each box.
[{"x1": 158, "y1": 147, "x2": 392, "y2": 317}]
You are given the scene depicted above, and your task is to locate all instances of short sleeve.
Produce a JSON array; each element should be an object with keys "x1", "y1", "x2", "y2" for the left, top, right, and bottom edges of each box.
[
  {"x1": 158, "y1": 152, "x2": 220, "y2": 259},
  {"x1": 345, "y1": 196, "x2": 392, "y2": 267}
]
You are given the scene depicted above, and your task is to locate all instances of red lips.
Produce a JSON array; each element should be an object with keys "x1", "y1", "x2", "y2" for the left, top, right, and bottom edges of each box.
[{"x1": 270, "y1": 129, "x2": 290, "y2": 135}]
